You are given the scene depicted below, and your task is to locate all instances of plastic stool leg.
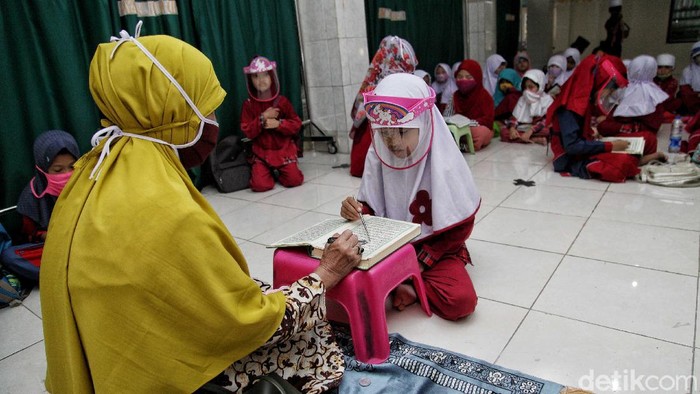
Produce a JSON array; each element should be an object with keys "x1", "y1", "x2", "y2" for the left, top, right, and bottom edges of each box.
[
  {"x1": 335, "y1": 284, "x2": 390, "y2": 364},
  {"x1": 464, "y1": 126, "x2": 475, "y2": 154}
]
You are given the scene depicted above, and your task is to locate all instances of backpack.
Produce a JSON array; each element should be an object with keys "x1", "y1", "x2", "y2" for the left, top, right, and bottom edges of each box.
[
  {"x1": 637, "y1": 159, "x2": 700, "y2": 188},
  {"x1": 210, "y1": 135, "x2": 252, "y2": 193},
  {"x1": 0, "y1": 224, "x2": 26, "y2": 308}
]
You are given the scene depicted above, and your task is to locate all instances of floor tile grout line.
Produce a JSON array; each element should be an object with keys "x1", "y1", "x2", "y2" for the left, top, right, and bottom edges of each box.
[{"x1": 0, "y1": 339, "x2": 43, "y2": 363}]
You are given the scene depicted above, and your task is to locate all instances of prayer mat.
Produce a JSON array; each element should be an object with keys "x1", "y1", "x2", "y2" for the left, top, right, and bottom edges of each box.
[{"x1": 331, "y1": 326, "x2": 588, "y2": 394}]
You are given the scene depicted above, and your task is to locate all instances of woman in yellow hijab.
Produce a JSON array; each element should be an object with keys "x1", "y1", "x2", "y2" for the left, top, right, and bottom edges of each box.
[{"x1": 41, "y1": 24, "x2": 361, "y2": 393}]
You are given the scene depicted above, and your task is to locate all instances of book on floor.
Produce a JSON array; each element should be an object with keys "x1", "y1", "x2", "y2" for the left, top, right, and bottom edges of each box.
[
  {"x1": 443, "y1": 114, "x2": 478, "y2": 128},
  {"x1": 599, "y1": 136, "x2": 645, "y2": 155},
  {"x1": 269, "y1": 216, "x2": 421, "y2": 270}
]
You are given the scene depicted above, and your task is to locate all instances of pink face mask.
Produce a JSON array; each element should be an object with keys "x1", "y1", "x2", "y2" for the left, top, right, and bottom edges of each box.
[{"x1": 31, "y1": 167, "x2": 73, "y2": 198}]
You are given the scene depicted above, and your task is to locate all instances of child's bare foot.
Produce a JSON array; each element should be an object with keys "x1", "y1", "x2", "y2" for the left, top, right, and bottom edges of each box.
[
  {"x1": 392, "y1": 283, "x2": 417, "y2": 311},
  {"x1": 639, "y1": 151, "x2": 667, "y2": 165}
]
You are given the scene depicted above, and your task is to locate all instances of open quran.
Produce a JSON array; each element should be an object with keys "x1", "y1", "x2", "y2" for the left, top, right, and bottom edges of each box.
[
  {"x1": 269, "y1": 216, "x2": 421, "y2": 270},
  {"x1": 599, "y1": 136, "x2": 645, "y2": 155}
]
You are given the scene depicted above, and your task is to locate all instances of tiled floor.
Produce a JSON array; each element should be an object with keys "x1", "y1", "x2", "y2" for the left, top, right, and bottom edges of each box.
[{"x1": 2, "y1": 128, "x2": 699, "y2": 393}]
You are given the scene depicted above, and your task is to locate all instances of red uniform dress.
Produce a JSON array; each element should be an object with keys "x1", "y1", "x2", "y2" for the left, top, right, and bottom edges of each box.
[
  {"x1": 451, "y1": 60, "x2": 495, "y2": 151},
  {"x1": 596, "y1": 106, "x2": 661, "y2": 156},
  {"x1": 654, "y1": 75, "x2": 681, "y2": 115},
  {"x1": 241, "y1": 96, "x2": 303, "y2": 192}
]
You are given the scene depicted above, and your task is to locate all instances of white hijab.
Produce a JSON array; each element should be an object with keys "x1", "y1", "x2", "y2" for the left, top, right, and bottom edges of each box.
[
  {"x1": 483, "y1": 54, "x2": 506, "y2": 96},
  {"x1": 680, "y1": 41, "x2": 700, "y2": 92},
  {"x1": 358, "y1": 73, "x2": 480, "y2": 241},
  {"x1": 431, "y1": 63, "x2": 457, "y2": 105},
  {"x1": 614, "y1": 55, "x2": 669, "y2": 117},
  {"x1": 547, "y1": 54, "x2": 568, "y2": 88},
  {"x1": 512, "y1": 69, "x2": 554, "y2": 123},
  {"x1": 562, "y1": 47, "x2": 581, "y2": 83}
]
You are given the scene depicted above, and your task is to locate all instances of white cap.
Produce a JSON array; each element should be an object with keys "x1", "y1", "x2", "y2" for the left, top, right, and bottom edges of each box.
[
  {"x1": 609, "y1": 0, "x2": 622, "y2": 7},
  {"x1": 656, "y1": 54, "x2": 675, "y2": 68}
]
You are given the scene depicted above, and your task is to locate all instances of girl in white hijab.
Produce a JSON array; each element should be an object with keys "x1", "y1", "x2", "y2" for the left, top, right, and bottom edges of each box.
[
  {"x1": 483, "y1": 54, "x2": 507, "y2": 97},
  {"x1": 562, "y1": 47, "x2": 581, "y2": 83},
  {"x1": 545, "y1": 54, "x2": 568, "y2": 97},
  {"x1": 679, "y1": 41, "x2": 700, "y2": 114},
  {"x1": 339, "y1": 73, "x2": 481, "y2": 321},
  {"x1": 503, "y1": 69, "x2": 554, "y2": 144},
  {"x1": 430, "y1": 62, "x2": 457, "y2": 113}
]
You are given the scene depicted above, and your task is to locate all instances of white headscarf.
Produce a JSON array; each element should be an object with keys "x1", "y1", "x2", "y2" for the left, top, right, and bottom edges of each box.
[
  {"x1": 483, "y1": 54, "x2": 507, "y2": 96},
  {"x1": 614, "y1": 55, "x2": 669, "y2": 117},
  {"x1": 359, "y1": 73, "x2": 480, "y2": 241},
  {"x1": 547, "y1": 54, "x2": 568, "y2": 88},
  {"x1": 680, "y1": 41, "x2": 700, "y2": 92},
  {"x1": 414, "y1": 69, "x2": 431, "y2": 84},
  {"x1": 512, "y1": 69, "x2": 554, "y2": 123},
  {"x1": 562, "y1": 47, "x2": 581, "y2": 82},
  {"x1": 430, "y1": 63, "x2": 457, "y2": 105},
  {"x1": 657, "y1": 53, "x2": 675, "y2": 68}
]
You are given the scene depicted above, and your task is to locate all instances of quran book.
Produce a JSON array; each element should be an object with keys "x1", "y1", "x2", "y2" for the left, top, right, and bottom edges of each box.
[
  {"x1": 269, "y1": 216, "x2": 421, "y2": 270},
  {"x1": 599, "y1": 136, "x2": 645, "y2": 155},
  {"x1": 444, "y1": 114, "x2": 478, "y2": 128}
]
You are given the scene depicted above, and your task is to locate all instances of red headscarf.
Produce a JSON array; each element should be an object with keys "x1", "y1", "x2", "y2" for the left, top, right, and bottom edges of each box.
[
  {"x1": 452, "y1": 60, "x2": 495, "y2": 129},
  {"x1": 547, "y1": 54, "x2": 627, "y2": 139}
]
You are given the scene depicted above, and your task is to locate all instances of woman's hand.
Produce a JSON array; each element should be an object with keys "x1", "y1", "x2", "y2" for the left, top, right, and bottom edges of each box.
[
  {"x1": 340, "y1": 196, "x2": 363, "y2": 221},
  {"x1": 314, "y1": 230, "x2": 362, "y2": 289}
]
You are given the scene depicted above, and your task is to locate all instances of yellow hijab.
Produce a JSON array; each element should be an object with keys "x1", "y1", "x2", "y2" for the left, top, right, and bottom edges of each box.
[{"x1": 41, "y1": 34, "x2": 286, "y2": 393}]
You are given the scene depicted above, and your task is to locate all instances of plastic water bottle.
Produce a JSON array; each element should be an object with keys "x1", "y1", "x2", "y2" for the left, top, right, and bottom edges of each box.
[{"x1": 669, "y1": 116, "x2": 683, "y2": 153}]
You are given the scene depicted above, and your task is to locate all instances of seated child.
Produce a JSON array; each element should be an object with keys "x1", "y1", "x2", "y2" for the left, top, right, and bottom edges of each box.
[
  {"x1": 679, "y1": 41, "x2": 700, "y2": 115},
  {"x1": 482, "y1": 54, "x2": 507, "y2": 97},
  {"x1": 654, "y1": 53, "x2": 681, "y2": 118},
  {"x1": 431, "y1": 62, "x2": 457, "y2": 114},
  {"x1": 240, "y1": 56, "x2": 303, "y2": 192},
  {"x1": 494, "y1": 68, "x2": 523, "y2": 123},
  {"x1": 16, "y1": 130, "x2": 79, "y2": 243},
  {"x1": 545, "y1": 54, "x2": 568, "y2": 98},
  {"x1": 445, "y1": 60, "x2": 495, "y2": 151},
  {"x1": 503, "y1": 69, "x2": 553, "y2": 144},
  {"x1": 597, "y1": 55, "x2": 667, "y2": 149},
  {"x1": 341, "y1": 73, "x2": 481, "y2": 321},
  {"x1": 414, "y1": 69, "x2": 431, "y2": 85}
]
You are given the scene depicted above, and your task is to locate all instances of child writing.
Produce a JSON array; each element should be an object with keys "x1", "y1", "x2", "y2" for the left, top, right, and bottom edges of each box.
[
  {"x1": 240, "y1": 56, "x2": 303, "y2": 192},
  {"x1": 503, "y1": 69, "x2": 553, "y2": 144},
  {"x1": 340, "y1": 73, "x2": 481, "y2": 321},
  {"x1": 16, "y1": 129, "x2": 79, "y2": 242}
]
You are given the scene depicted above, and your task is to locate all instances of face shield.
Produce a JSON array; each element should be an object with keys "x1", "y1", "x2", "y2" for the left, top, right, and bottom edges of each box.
[
  {"x1": 243, "y1": 56, "x2": 280, "y2": 102},
  {"x1": 595, "y1": 59, "x2": 628, "y2": 115},
  {"x1": 363, "y1": 87, "x2": 436, "y2": 170}
]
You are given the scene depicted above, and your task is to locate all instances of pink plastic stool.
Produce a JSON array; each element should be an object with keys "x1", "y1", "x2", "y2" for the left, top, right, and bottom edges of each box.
[{"x1": 273, "y1": 244, "x2": 432, "y2": 364}]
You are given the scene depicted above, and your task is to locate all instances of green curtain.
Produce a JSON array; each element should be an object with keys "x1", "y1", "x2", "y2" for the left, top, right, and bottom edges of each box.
[
  {"x1": 364, "y1": 0, "x2": 464, "y2": 78},
  {"x1": 0, "y1": 0, "x2": 302, "y2": 209}
]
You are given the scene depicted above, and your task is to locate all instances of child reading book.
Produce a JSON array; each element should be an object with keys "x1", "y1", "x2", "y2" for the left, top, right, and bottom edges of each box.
[{"x1": 340, "y1": 73, "x2": 481, "y2": 321}]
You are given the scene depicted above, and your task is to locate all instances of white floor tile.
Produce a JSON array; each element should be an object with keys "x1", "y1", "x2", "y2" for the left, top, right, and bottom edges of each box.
[
  {"x1": 592, "y1": 192, "x2": 700, "y2": 231},
  {"x1": 219, "y1": 203, "x2": 305, "y2": 240},
  {"x1": 471, "y1": 207, "x2": 587, "y2": 253},
  {"x1": 608, "y1": 179, "x2": 700, "y2": 201},
  {"x1": 297, "y1": 162, "x2": 337, "y2": 182},
  {"x1": 219, "y1": 184, "x2": 286, "y2": 202},
  {"x1": 203, "y1": 194, "x2": 251, "y2": 216},
  {"x1": 236, "y1": 240, "x2": 275, "y2": 285},
  {"x1": 530, "y1": 168, "x2": 611, "y2": 191},
  {"x1": 501, "y1": 184, "x2": 605, "y2": 217},
  {"x1": 386, "y1": 298, "x2": 528, "y2": 363},
  {"x1": 468, "y1": 240, "x2": 562, "y2": 308},
  {"x1": 481, "y1": 143, "x2": 551, "y2": 166},
  {"x1": 308, "y1": 169, "x2": 363, "y2": 189},
  {"x1": 534, "y1": 256, "x2": 696, "y2": 345},
  {"x1": 0, "y1": 341, "x2": 47, "y2": 393},
  {"x1": 498, "y1": 311, "x2": 694, "y2": 393},
  {"x1": 21, "y1": 288, "x2": 42, "y2": 319},
  {"x1": 472, "y1": 178, "x2": 519, "y2": 207},
  {"x1": 474, "y1": 204, "x2": 497, "y2": 223},
  {"x1": 259, "y1": 183, "x2": 355, "y2": 211},
  {"x1": 469, "y1": 160, "x2": 545, "y2": 182},
  {"x1": 0, "y1": 305, "x2": 43, "y2": 359},
  {"x1": 569, "y1": 218, "x2": 700, "y2": 275}
]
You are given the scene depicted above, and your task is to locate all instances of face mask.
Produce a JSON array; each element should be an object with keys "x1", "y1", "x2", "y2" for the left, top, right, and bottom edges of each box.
[
  {"x1": 435, "y1": 74, "x2": 447, "y2": 83},
  {"x1": 548, "y1": 67, "x2": 562, "y2": 78},
  {"x1": 31, "y1": 167, "x2": 73, "y2": 198},
  {"x1": 456, "y1": 79, "x2": 478, "y2": 94},
  {"x1": 178, "y1": 122, "x2": 220, "y2": 169},
  {"x1": 524, "y1": 90, "x2": 541, "y2": 104}
]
